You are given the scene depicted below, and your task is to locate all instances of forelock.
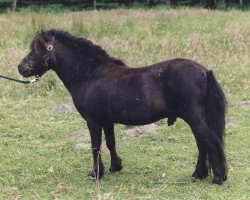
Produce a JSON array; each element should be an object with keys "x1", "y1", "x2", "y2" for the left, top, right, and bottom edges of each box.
[{"x1": 30, "y1": 31, "x2": 51, "y2": 52}]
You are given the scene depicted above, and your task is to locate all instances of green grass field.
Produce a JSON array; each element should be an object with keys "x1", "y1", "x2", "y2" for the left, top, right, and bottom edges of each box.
[{"x1": 0, "y1": 8, "x2": 249, "y2": 199}]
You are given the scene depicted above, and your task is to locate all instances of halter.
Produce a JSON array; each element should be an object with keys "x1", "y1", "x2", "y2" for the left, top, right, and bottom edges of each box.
[
  {"x1": 28, "y1": 36, "x2": 55, "y2": 71},
  {"x1": 0, "y1": 37, "x2": 55, "y2": 85}
]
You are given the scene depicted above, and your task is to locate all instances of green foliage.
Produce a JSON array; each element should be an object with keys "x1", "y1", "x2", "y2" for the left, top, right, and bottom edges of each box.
[
  {"x1": 0, "y1": 0, "x2": 249, "y2": 11},
  {"x1": 0, "y1": 8, "x2": 249, "y2": 199},
  {"x1": 0, "y1": 0, "x2": 14, "y2": 3}
]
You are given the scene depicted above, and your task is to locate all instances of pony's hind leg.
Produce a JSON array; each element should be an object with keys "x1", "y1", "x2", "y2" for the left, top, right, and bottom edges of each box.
[
  {"x1": 103, "y1": 123, "x2": 122, "y2": 172},
  {"x1": 186, "y1": 116, "x2": 227, "y2": 184},
  {"x1": 183, "y1": 105, "x2": 208, "y2": 180},
  {"x1": 87, "y1": 120, "x2": 104, "y2": 180},
  {"x1": 192, "y1": 137, "x2": 208, "y2": 180}
]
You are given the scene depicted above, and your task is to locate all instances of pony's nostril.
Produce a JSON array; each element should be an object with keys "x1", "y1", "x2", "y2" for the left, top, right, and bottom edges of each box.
[
  {"x1": 18, "y1": 64, "x2": 29, "y2": 74},
  {"x1": 28, "y1": 60, "x2": 34, "y2": 68},
  {"x1": 28, "y1": 63, "x2": 34, "y2": 68}
]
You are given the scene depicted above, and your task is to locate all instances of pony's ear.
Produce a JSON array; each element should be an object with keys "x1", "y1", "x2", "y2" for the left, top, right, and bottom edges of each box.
[
  {"x1": 30, "y1": 32, "x2": 44, "y2": 52},
  {"x1": 40, "y1": 31, "x2": 55, "y2": 49},
  {"x1": 41, "y1": 31, "x2": 55, "y2": 45},
  {"x1": 39, "y1": 30, "x2": 49, "y2": 42},
  {"x1": 31, "y1": 30, "x2": 55, "y2": 52}
]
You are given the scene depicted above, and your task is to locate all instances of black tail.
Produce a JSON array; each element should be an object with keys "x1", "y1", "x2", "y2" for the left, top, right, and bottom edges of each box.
[{"x1": 205, "y1": 70, "x2": 227, "y2": 144}]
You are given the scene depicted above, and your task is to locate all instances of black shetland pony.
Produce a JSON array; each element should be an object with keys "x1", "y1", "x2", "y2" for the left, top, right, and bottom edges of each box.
[{"x1": 18, "y1": 29, "x2": 227, "y2": 184}]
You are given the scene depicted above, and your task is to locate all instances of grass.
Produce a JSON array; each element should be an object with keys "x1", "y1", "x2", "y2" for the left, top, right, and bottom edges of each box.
[{"x1": 0, "y1": 7, "x2": 250, "y2": 199}]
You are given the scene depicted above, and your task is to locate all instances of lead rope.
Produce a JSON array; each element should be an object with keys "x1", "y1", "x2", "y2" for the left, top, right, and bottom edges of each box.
[
  {"x1": 0, "y1": 74, "x2": 39, "y2": 84},
  {"x1": 92, "y1": 147, "x2": 102, "y2": 180}
]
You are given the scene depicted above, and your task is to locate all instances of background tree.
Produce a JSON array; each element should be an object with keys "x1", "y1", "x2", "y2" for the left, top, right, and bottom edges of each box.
[
  {"x1": 206, "y1": 0, "x2": 216, "y2": 8},
  {"x1": 0, "y1": 0, "x2": 248, "y2": 10},
  {"x1": 11, "y1": 0, "x2": 16, "y2": 10},
  {"x1": 170, "y1": 0, "x2": 177, "y2": 6}
]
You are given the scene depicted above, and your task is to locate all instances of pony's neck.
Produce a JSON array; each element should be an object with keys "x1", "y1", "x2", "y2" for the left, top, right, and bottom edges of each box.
[{"x1": 51, "y1": 40, "x2": 111, "y2": 92}]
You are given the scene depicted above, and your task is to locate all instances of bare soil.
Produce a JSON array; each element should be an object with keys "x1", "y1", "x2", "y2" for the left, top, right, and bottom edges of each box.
[
  {"x1": 225, "y1": 118, "x2": 240, "y2": 128},
  {"x1": 69, "y1": 131, "x2": 90, "y2": 150},
  {"x1": 123, "y1": 123, "x2": 161, "y2": 137},
  {"x1": 237, "y1": 100, "x2": 250, "y2": 110},
  {"x1": 53, "y1": 103, "x2": 74, "y2": 114}
]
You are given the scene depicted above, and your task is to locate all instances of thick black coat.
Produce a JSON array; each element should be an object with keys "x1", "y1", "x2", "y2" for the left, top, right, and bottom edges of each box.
[{"x1": 18, "y1": 29, "x2": 227, "y2": 184}]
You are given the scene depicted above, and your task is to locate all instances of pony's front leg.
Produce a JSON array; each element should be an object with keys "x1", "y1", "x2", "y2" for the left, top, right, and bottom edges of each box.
[
  {"x1": 103, "y1": 123, "x2": 122, "y2": 172},
  {"x1": 87, "y1": 120, "x2": 104, "y2": 180}
]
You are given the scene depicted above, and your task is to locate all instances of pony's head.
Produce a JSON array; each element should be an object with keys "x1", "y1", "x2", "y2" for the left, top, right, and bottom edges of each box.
[
  {"x1": 18, "y1": 30, "x2": 55, "y2": 78},
  {"x1": 18, "y1": 29, "x2": 128, "y2": 81}
]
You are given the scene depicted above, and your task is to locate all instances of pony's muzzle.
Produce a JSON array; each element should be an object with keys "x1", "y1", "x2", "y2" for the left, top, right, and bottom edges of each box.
[{"x1": 18, "y1": 63, "x2": 33, "y2": 78}]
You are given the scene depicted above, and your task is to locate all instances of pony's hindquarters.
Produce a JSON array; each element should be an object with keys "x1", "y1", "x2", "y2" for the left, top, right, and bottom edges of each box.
[
  {"x1": 186, "y1": 69, "x2": 228, "y2": 184},
  {"x1": 167, "y1": 62, "x2": 228, "y2": 184}
]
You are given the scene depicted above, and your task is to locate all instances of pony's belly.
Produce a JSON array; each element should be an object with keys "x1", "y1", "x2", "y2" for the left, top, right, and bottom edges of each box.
[{"x1": 112, "y1": 111, "x2": 167, "y2": 126}]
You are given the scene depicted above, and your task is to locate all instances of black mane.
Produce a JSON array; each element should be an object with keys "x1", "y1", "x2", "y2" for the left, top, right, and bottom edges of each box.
[{"x1": 31, "y1": 29, "x2": 127, "y2": 67}]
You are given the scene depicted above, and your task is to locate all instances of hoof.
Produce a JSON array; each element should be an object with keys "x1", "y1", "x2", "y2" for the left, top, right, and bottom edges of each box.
[
  {"x1": 109, "y1": 164, "x2": 123, "y2": 173},
  {"x1": 109, "y1": 157, "x2": 123, "y2": 172},
  {"x1": 212, "y1": 176, "x2": 223, "y2": 185},
  {"x1": 88, "y1": 172, "x2": 97, "y2": 181},
  {"x1": 192, "y1": 168, "x2": 208, "y2": 180},
  {"x1": 212, "y1": 175, "x2": 227, "y2": 185},
  {"x1": 88, "y1": 170, "x2": 104, "y2": 181},
  {"x1": 212, "y1": 167, "x2": 227, "y2": 185}
]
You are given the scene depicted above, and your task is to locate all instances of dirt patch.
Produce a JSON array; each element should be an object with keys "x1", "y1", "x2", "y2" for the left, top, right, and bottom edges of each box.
[
  {"x1": 166, "y1": 136, "x2": 178, "y2": 142},
  {"x1": 237, "y1": 101, "x2": 250, "y2": 110},
  {"x1": 123, "y1": 123, "x2": 161, "y2": 137},
  {"x1": 53, "y1": 103, "x2": 74, "y2": 114},
  {"x1": 225, "y1": 118, "x2": 239, "y2": 128},
  {"x1": 51, "y1": 179, "x2": 71, "y2": 195},
  {"x1": 68, "y1": 131, "x2": 90, "y2": 150}
]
